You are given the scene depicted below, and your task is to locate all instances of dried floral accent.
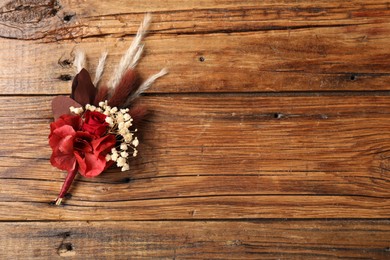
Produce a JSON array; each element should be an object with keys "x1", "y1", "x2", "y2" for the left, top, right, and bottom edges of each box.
[
  {"x1": 49, "y1": 14, "x2": 167, "y2": 205},
  {"x1": 87, "y1": 101, "x2": 139, "y2": 172},
  {"x1": 49, "y1": 112, "x2": 116, "y2": 205},
  {"x1": 50, "y1": 101, "x2": 139, "y2": 205}
]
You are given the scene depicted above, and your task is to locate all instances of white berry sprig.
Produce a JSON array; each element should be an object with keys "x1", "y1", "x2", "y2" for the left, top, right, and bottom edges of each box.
[
  {"x1": 69, "y1": 101, "x2": 139, "y2": 172},
  {"x1": 97, "y1": 101, "x2": 139, "y2": 172}
]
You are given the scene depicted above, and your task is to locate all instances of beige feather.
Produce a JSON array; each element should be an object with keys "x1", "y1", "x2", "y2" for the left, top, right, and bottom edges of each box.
[
  {"x1": 93, "y1": 51, "x2": 108, "y2": 87},
  {"x1": 108, "y1": 13, "x2": 152, "y2": 90},
  {"x1": 129, "y1": 44, "x2": 144, "y2": 69},
  {"x1": 73, "y1": 50, "x2": 86, "y2": 73},
  {"x1": 124, "y1": 68, "x2": 168, "y2": 107}
]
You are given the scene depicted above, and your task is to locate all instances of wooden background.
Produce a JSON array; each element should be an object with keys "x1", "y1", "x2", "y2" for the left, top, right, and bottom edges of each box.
[{"x1": 0, "y1": 0, "x2": 389, "y2": 258}]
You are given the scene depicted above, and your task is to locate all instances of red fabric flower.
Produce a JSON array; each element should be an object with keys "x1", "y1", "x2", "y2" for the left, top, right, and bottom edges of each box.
[
  {"x1": 49, "y1": 125, "x2": 78, "y2": 172},
  {"x1": 49, "y1": 115, "x2": 116, "y2": 178},
  {"x1": 49, "y1": 115, "x2": 82, "y2": 171},
  {"x1": 74, "y1": 133, "x2": 116, "y2": 177},
  {"x1": 82, "y1": 111, "x2": 109, "y2": 137},
  {"x1": 50, "y1": 114, "x2": 82, "y2": 136}
]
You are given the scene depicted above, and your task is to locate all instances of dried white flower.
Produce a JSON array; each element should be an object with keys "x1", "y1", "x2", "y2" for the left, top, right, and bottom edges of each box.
[
  {"x1": 124, "y1": 133, "x2": 133, "y2": 142},
  {"x1": 111, "y1": 153, "x2": 118, "y2": 162},
  {"x1": 105, "y1": 117, "x2": 114, "y2": 125},
  {"x1": 86, "y1": 101, "x2": 140, "y2": 170},
  {"x1": 120, "y1": 151, "x2": 129, "y2": 158},
  {"x1": 121, "y1": 164, "x2": 130, "y2": 171},
  {"x1": 123, "y1": 113, "x2": 131, "y2": 121},
  {"x1": 116, "y1": 113, "x2": 124, "y2": 123},
  {"x1": 118, "y1": 129, "x2": 126, "y2": 136},
  {"x1": 117, "y1": 157, "x2": 126, "y2": 167},
  {"x1": 69, "y1": 106, "x2": 84, "y2": 115},
  {"x1": 120, "y1": 143, "x2": 128, "y2": 150},
  {"x1": 110, "y1": 148, "x2": 119, "y2": 161},
  {"x1": 110, "y1": 107, "x2": 118, "y2": 114},
  {"x1": 132, "y1": 137, "x2": 139, "y2": 147},
  {"x1": 118, "y1": 122, "x2": 125, "y2": 130},
  {"x1": 125, "y1": 121, "x2": 132, "y2": 128}
]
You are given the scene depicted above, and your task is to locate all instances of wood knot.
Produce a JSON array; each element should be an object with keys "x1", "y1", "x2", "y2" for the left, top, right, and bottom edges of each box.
[
  {"x1": 0, "y1": 0, "x2": 61, "y2": 24},
  {"x1": 58, "y1": 59, "x2": 72, "y2": 67},
  {"x1": 0, "y1": 0, "x2": 62, "y2": 40},
  {"x1": 63, "y1": 13, "x2": 75, "y2": 22},
  {"x1": 59, "y1": 74, "x2": 72, "y2": 81},
  {"x1": 58, "y1": 243, "x2": 75, "y2": 257},
  {"x1": 121, "y1": 177, "x2": 132, "y2": 183},
  {"x1": 226, "y1": 240, "x2": 242, "y2": 246},
  {"x1": 59, "y1": 232, "x2": 71, "y2": 238},
  {"x1": 273, "y1": 113, "x2": 284, "y2": 119}
]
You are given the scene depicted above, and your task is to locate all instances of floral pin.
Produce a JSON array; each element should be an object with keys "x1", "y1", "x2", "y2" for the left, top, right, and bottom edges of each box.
[{"x1": 49, "y1": 14, "x2": 166, "y2": 205}]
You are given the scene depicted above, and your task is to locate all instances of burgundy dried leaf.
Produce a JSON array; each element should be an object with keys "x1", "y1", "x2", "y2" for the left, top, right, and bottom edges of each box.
[
  {"x1": 52, "y1": 96, "x2": 82, "y2": 120},
  {"x1": 108, "y1": 69, "x2": 138, "y2": 108},
  {"x1": 71, "y1": 69, "x2": 97, "y2": 106}
]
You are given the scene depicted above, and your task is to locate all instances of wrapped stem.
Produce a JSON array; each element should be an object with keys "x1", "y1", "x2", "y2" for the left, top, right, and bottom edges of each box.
[{"x1": 55, "y1": 165, "x2": 78, "y2": 205}]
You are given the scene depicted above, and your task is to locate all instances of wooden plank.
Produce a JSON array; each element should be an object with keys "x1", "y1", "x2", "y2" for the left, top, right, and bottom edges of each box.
[
  {"x1": 0, "y1": 196, "x2": 388, "y2": 220},
  {"x1": 2, "y1": 1, "x2": 388, "y2": 258},
  {"x1": 2, "y1": 0, "x2": 390, "y2": 40},
  {"x1": 0, "y1": 220, "x2": 389, "y2": 259},
  {"x1": 0, "y1": 95, "x2": 389, "y2": 220},
  {"x1": 0, "y1": 1, "x2": 389, "y2": 94}
]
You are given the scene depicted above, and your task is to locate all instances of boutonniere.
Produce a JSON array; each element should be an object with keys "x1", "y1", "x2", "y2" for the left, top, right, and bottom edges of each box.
[{"x1": 49, "y1": 14, "x2": 166, "y2": 205}]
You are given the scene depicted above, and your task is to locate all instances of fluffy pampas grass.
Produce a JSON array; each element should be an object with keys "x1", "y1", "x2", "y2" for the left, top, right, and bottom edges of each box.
[
  {"x1": 124, "y1": 68, "x2": 168, "y2": 107},
  {"x1": 108, "y1": 13, "x2": 152, "y2": 91},
  {"x1": 74, "y1": 50, "x2": 86, "y2": 73},
  {"x1": 73, "y1": 13, "x2": 167, "y2": 107},
  {"x1": 93, "y1": 51, "x2": 108, "y2": 86}
]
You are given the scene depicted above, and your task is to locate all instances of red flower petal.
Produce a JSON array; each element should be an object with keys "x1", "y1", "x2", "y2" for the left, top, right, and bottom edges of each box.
[
  {"x1": 49, "y1": 125, "x2": 77, "y2": 171},
  {"x1": 73, "y1": 131, "x2": 94, "y2": 153},
  {"x1": 75, "y1": 152, "x2": 106, "y2": 178},
  {"x1": 50, "y1": 151, "x2": 77, "y2": 172},
  {"x1": 92, "y1": 134, "x2": 117, "y2": 155},
  {"x1": 57, "y1": 135, "x2": 75, "y2": 154},
  {"x1": 82, "y1": 111, "x2": 108, "y2": 137},
  {"x1": 49, "y1": 125, "x2": 76, "y2": 150},
  {"x1": 50, "y1": 115, "x2": 82, "y2": 137}
]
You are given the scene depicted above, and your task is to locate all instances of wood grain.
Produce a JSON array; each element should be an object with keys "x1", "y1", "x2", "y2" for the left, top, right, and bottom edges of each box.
[
  {"x1": 2, "y1": 0, "x2": 390, "y2": 41},
  {"x1": 0, "y1": 1, "x2": 389, "y2": 94},
  {"x1": 0, "y1": 95, "x2": 389, "y2": 220},
  {"x1": 1, "y1": 220, "x2": 389, "y2": 259},
  {"x1": 1, "y1": 0, "x2": 389, "y2": 257}
]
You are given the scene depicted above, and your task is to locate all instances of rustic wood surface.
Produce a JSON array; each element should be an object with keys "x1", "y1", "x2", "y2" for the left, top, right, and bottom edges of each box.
[
  {"x1": 0, "y1": 0, "x2": 389, "y2": 259},
  {"x1": 1, "y1": 220, "x2": 389, "y2": 259}
]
